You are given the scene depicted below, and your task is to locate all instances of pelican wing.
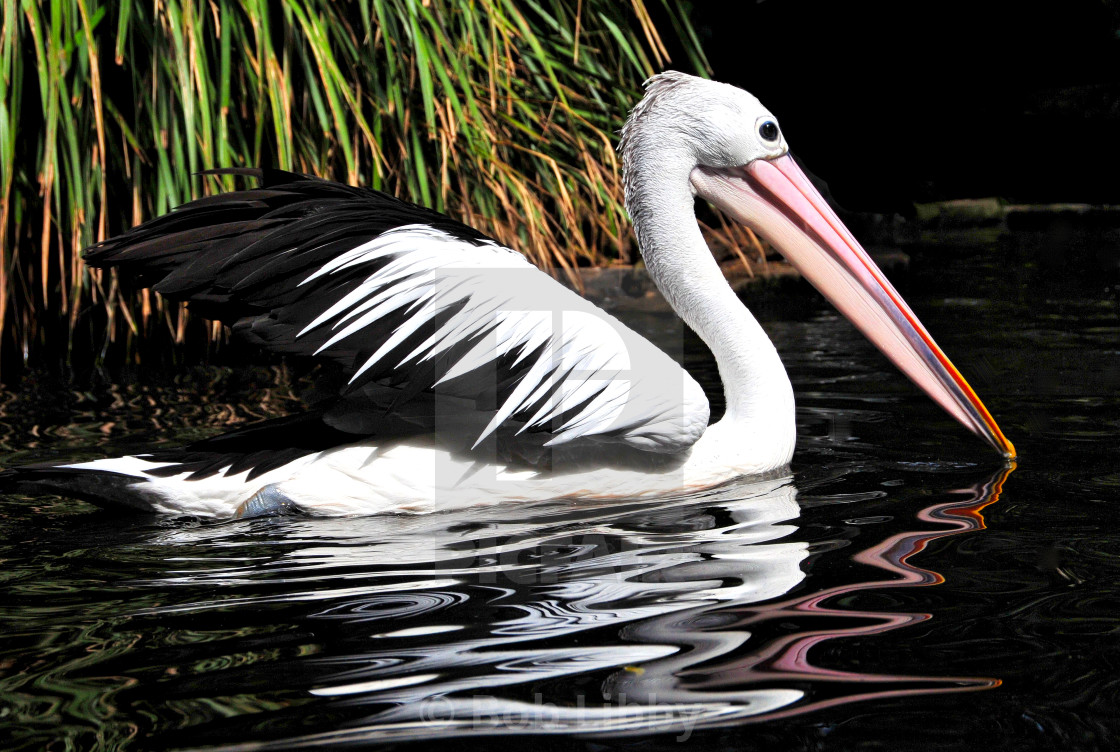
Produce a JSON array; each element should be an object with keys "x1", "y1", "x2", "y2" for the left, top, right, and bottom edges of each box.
[{"x1": 85, "y1": 169, "x2": 709, "y2": 455}]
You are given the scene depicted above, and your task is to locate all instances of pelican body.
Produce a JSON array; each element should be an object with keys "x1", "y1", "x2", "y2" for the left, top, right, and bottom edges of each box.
[{"x1": 0, "y1": 73, "x2": 1014, "y2": 517}]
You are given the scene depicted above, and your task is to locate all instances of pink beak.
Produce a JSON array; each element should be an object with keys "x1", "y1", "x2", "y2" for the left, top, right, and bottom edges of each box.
[{"x1": 691, "y1": 154, "x2": 1015, "y2": 459}]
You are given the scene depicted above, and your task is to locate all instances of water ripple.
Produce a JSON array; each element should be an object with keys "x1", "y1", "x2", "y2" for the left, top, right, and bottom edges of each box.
[{"x1": 3, "y1": 242, "x2": 1118, "y2": 750}]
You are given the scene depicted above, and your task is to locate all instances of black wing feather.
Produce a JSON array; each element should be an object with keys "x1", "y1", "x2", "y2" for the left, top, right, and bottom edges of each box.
[{"x1": 83, "y1": 170, "x2": 544, "y2": 477}]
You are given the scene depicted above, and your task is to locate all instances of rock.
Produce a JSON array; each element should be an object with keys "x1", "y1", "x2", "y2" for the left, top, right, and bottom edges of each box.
[
  {"x1": 547, "y1": 261, "x2": 799, "y2": 313},
  {"x1": 914, "y1": 197, "x2": 1006, "y2": 227},
  {"x1": 1005, "y1": 204, "x2": 1120, "y2": 231},
  {"x1": 867, "y1": 247, "x2": 911, "y2": 274}
]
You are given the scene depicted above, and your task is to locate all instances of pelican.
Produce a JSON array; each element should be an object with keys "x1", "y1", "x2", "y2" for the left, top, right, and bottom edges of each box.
[{"x1": 0, "y1": 72, "x2": 1015, "y2": 517}]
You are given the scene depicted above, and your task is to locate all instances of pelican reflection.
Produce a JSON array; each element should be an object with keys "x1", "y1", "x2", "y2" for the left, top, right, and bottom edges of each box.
[{"x1": 138, "y1": 467, "x2": 1012, "y2": 748}]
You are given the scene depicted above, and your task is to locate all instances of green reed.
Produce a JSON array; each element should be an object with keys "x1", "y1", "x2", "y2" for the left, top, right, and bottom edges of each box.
[{"x1": 0, "y1": 0, "x2": 710, "y2": 375}]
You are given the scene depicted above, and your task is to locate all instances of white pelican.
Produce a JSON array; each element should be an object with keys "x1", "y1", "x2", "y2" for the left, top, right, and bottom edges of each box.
[{"x1": 0, "y1": 72, "x2": 1014, "y2": 517}]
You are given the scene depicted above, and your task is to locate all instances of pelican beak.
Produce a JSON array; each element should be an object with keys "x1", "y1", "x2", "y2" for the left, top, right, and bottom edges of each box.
[{"x1": 691, "y1": 154, "x2": 1015, "y2": 459}]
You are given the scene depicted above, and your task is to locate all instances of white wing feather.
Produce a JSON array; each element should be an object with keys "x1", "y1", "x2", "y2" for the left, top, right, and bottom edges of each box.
[{"x1": 296, "y1": 225, "x2": 709, "y2": 453}]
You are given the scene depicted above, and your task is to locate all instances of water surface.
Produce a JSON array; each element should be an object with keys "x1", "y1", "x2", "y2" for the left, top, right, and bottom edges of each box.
[{"x1": 1, "y1": 237, "x2": 1117, "y2": 751}]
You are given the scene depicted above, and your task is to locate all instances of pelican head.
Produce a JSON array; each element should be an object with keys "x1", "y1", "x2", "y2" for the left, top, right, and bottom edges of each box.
[{"x1": 622, "y1": 72, "x2": 1015, "y2": 459}]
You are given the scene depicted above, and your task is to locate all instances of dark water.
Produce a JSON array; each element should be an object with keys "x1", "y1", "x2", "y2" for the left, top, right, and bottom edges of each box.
[{"x1": 1, "y1": 236, "x2": 1117, "y2": 751}]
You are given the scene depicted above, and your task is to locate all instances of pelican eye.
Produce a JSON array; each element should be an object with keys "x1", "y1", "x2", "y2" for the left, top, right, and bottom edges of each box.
[{"x1": 759, "y1": 120, "x2": 779, "y2": 142}]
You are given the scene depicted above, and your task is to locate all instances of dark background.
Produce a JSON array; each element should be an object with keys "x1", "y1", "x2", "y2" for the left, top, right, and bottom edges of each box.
[{"x1": 675, "y1": 0, "x2": 1120, "y2": 213}]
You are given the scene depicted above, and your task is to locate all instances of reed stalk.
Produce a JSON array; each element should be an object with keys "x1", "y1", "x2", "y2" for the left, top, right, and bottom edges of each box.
[{"x1": 0, "y1": 0, "x2": 716, "y2": 376}]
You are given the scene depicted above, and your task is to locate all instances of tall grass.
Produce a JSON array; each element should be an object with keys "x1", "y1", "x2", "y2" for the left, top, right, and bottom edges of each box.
[{"x1": 0, "y1": 0, "x2": 717, "y2": 376}]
